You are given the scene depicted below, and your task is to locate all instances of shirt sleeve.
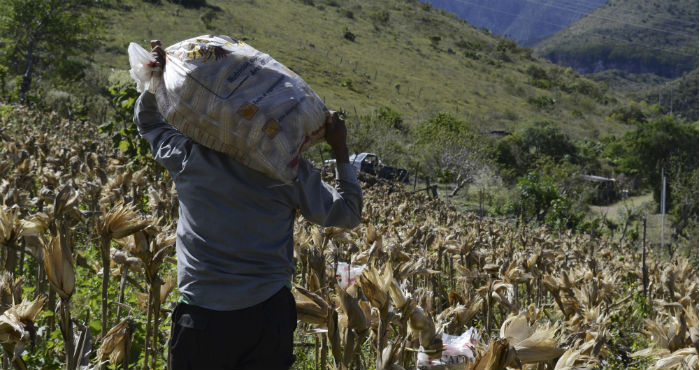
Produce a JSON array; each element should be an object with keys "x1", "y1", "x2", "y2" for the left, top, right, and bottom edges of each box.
[
  {"x1": 295, "y1": 160, "x2": 363, "y2": 229},
  {"x1": 133, "y1": 91, "x2": 193, "y2": 177}
]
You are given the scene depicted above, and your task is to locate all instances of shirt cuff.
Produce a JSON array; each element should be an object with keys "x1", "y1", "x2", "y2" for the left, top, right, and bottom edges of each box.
[{"x1": 335, "y1": 163, "x2": 358, "y2": 182}]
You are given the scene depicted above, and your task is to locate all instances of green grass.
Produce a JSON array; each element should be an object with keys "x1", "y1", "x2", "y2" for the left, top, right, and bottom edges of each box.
[
  {"x1": 588, "y1": 193, "x2": 654, "y2": 224},
  {"x1": 95, "y1": 0, "x2": 634, "y2": 140},
  {"x1": 589, "y1": 192, "x2": 674, "y2": 250}
]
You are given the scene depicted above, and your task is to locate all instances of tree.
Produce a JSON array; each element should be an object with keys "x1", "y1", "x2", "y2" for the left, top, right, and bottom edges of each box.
[
  {"x1": 520, "y1": 120, "x2": 577, "y2": 162},
  {"x1": 413, "y1": 113, "x2": 490, "y2": 195},
  {"x1": 617, "y1": 115, "x2": 698, "y2": 208},
  {"x1": 0, "y1": 0, "x2": 100, "y2": 103}
]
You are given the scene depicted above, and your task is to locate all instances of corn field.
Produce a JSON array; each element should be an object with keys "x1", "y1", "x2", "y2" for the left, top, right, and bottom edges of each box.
[{"x1": 0, "y1": 106, "x2": 697, "y2": 370}]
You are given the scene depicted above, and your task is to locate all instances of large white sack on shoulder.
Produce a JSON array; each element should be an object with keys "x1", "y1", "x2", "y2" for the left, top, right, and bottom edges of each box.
[
  {"x1": 127, "y1": 43, "x2": 157, "y2": 93},
  {"x1": 130, "y1": 35, "x2": 328, "y2": 183}
]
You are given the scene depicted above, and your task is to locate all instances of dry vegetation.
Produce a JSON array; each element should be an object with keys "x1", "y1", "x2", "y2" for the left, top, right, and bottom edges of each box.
[{"x1": 0, "y1": 106, "x2": 697, "y2": 369}]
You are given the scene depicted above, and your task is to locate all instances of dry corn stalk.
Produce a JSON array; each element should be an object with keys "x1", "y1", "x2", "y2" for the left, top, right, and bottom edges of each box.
[
  {"x1": 500, "y1": 312, "x2": 564, "y2": 364},
  {"x1": 42, "y1": 232, "x2": 75, "y2": 300},
  {"x1": 97, "y1": 318, "x2": 135, "y2": 367},
  {"x1": 97, "y1": 202, "x2": 148, "y2": 337}
]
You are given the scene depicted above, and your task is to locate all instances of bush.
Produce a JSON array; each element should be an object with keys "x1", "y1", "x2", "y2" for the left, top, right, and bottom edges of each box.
[
  {"x1": 608, "y1": 103, "x2": 647, "y2": 124},
  {"x1": 526, "y1": 65, "x2": 549, "y2": 80},
  {"x1": 464, "y1": 50, "x2": 480, "y2": 60},
  {"x1": 517, "y1": 172, "x2": 559, "y2": 222},
  {"x1": 370, "y1": 11, "x2": 389, "y2": 24},
  {"x1": 343, "y1": 27, "x2": 356, "y2": 41},
  {"x1": 520, "y1": 121, "x2": 576, "y2": 162},
  {"x1": 168, "y1": 0, "x2": 207, "y2": 8},
  {"x1": 527, "y1": 95, "x2": 555, "y2": 109}
]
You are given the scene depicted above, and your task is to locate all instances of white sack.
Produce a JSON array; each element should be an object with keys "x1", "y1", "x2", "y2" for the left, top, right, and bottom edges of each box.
[{"x1": 128, "y1": 35, "x2": 328, "y2": 182}]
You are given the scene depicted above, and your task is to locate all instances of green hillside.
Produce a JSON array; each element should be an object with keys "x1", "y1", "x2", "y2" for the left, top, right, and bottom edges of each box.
[
  {"x1": 5, "y1": 0, "x2": 697, "y2": 245},
  {"x1": 534, "y1": 0, "x2": 699, "y2": 78},
  {"x1": 591, "y1": 68, "x2": 699, "y2": 122},
  {"x1": 94, "y1": 0, "x2": 632, "y2": 139}
]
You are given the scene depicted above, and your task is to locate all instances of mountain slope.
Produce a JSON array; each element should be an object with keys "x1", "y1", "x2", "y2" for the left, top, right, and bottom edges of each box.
[
  {"x1": 534, "y1": 0, "x2": 699, "y2": 78},
  {"x1": 423, "y1": 0, "x2": 606, "y2": 46},
  {"x1": 96, "y1": 0, "x2": 633, "y2": 139}
]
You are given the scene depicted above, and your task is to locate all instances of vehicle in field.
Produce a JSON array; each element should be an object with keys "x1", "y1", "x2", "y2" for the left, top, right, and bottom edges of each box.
[{"x1": 325, "y1": 153, "x2": 410, "y2": 183}]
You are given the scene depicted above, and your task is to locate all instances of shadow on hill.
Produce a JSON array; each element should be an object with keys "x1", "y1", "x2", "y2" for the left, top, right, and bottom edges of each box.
[{"x1": 169, "y1": 0, "x2": 221, "y2": 11}]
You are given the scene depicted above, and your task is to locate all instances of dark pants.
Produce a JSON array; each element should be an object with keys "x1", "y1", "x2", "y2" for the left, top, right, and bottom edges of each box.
[{"x1": 169, "y1": 287, "x2": 297, "y2": 370}]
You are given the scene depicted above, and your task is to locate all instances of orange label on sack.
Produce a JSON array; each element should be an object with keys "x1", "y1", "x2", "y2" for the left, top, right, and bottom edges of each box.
[
  {"x1": 238, "y1": 103, "x2": 259, "y2": 120},
  {"x1": 263, "y1": 119, "x2": 281, "y2": 138}
]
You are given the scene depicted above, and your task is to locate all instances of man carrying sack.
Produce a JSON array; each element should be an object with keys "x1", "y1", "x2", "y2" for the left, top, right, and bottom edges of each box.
[{"x1": 134, "y1": 41, "x2": 362, "y2": 370}]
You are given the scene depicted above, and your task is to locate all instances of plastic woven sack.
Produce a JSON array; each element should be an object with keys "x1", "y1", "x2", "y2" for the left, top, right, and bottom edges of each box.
[
  {"x1": 416, "y1": 327, "x2": 478, "y2": 369},
  {"x1": 336, "y1": 262, "x2": 365, "y2": 289},
  {"x1": 128, "y1": 35, "x2": 328, "y2": 182}
]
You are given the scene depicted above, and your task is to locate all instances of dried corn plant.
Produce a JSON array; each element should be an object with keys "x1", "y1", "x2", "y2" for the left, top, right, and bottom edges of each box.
[
  {"x1": 0, "y1": 103, "x2": 697, "y2": 370},
  {"x1": 97, "y1": 202, "x2": 148, "y2": 337}
]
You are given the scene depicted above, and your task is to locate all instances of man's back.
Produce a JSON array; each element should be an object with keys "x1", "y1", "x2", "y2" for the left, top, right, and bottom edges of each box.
[{"x1": 134, "y1": 91, "x2": 362, "y2": 310}]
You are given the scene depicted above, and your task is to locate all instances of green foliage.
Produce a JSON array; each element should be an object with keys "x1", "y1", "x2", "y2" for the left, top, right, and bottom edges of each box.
[
  {"x1": 0, "y1": 0, "x2": 102, "y2": 102},
  {"x1": 603, "y1": 294, "x2": 655, "y2": 370},
  {"x1": 102, "y1": 82, "x2": 151, "y2": 160},
  {"x1": 168, "y1": 0, "x2": 207, "y2": 9},
  {"x1": 200, "y1": 9, "x2": 218, "y2": 30},
  {"x1": 456, "y1": 39, "x2": 480, "y2": 50},
  {"x1": 413, "y1": 112, "x2": 471, "y2": 145},
  {"x1": 608, "y1": 103, "x2": 647, "y2": 125},
  {"x1": 463, "y1": 50, "x2": 480, "y2": 60},
  {"x1": 412, "y1": 112, "x2": 488, "y2": 182},
  {"x1": 492, "y1": 134, "x2": 526, "y2": 180},
  {"x1": 604, "y1": 115, "x2": 699, "y2": 241},
  {"x1": 346, "y1": 106, "x2": 409, "y2": 167},
  {"x1": 495, "y1": 39, "x2": 517, "y2": 53},
  {"x1": 516, "y1": 172, "x2": 559, "y2": 222},
  {"x1": 375, "y1": 106, "x2": 404, "y2": 132},
  {"x1": 526, "y1": 65, "x2": 549, "y2": 81},
  {"x1": 343, "y1": 27, "x2": 356, "y2": 41},
  {"x1": 527, "y1": 95, "x2": 555, "y2": 109},
  {"x1": 614, "y1": 115, "x2": 698, "y2": 192},
  {"x1": 369, "y1": 10, "x2": 390, "y2": 25},
  {"x1": 520, "y1": 121, "x2": 577, "y2": 162}
]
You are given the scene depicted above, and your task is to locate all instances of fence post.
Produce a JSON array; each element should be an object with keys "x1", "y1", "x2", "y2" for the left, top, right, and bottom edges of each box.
[
  {"x1": 412, "y1": 164, "x2": 419, "y2": 191},
  {"x1": 642, "y1": 217, "x2": 648, "y2": 300}
]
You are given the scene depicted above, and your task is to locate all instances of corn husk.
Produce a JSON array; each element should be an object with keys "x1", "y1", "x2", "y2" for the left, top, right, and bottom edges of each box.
[
  {"x1": 97, "y1": 318, "x2": 133, "y2": 365},
  {"x1": 0, "y1": 296, "x2": 46, "y2": 344},
  {"x1": 99, "y1": 203, "x2": 149, "y2": 240},
  {"x1": 293, "y1": 286, "x2": 328, "y2": 325},
  {"x1": 42, "y1": 232, "x2": 75, "y2": 299}
]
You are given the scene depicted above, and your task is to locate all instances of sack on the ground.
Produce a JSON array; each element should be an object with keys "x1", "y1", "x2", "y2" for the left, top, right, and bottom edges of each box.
[
  {"x1": 336, "y1": 262, "x2": 365, "y2": 289},
  {"x1": 127, "y1": 35, "x2": 328, "y2": 182}
]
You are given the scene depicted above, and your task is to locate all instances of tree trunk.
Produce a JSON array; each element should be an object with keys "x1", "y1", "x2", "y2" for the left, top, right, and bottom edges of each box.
[
  {"x1": 19, "y1": 39, "x2": 35, "y2": 103},
  {"x1": 449, "y1": 176, "x2": 469, "y2": 197}
]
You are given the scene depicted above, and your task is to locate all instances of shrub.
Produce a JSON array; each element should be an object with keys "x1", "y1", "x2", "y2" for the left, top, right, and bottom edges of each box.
[
  {"x1": 168, "y1": 0, "x2": 207, "y2": 7},
  {"x1": 343, "y1": 27, "x2": 356, "y2": 41},
  {"x1": 526, "y1": 65, "x2": 549, "y2": 80},
  {"x1": 520, "y1": 121, "x2": 576, "y2": 161},
  {"x1": 370, "y1": 10, "x2": 390, "y2": 24},
  {"x1": 527, "y1": 95, "x2": 555, "y2": 109},
  {"x1": 464, "y1": 50, "x2": 480, "y2": 60}
]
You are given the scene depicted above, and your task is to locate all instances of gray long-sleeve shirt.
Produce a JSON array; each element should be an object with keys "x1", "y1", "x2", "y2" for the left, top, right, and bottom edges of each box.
[{"x1": 134, "y1": 92, "x2": 362, "y2": 311}]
